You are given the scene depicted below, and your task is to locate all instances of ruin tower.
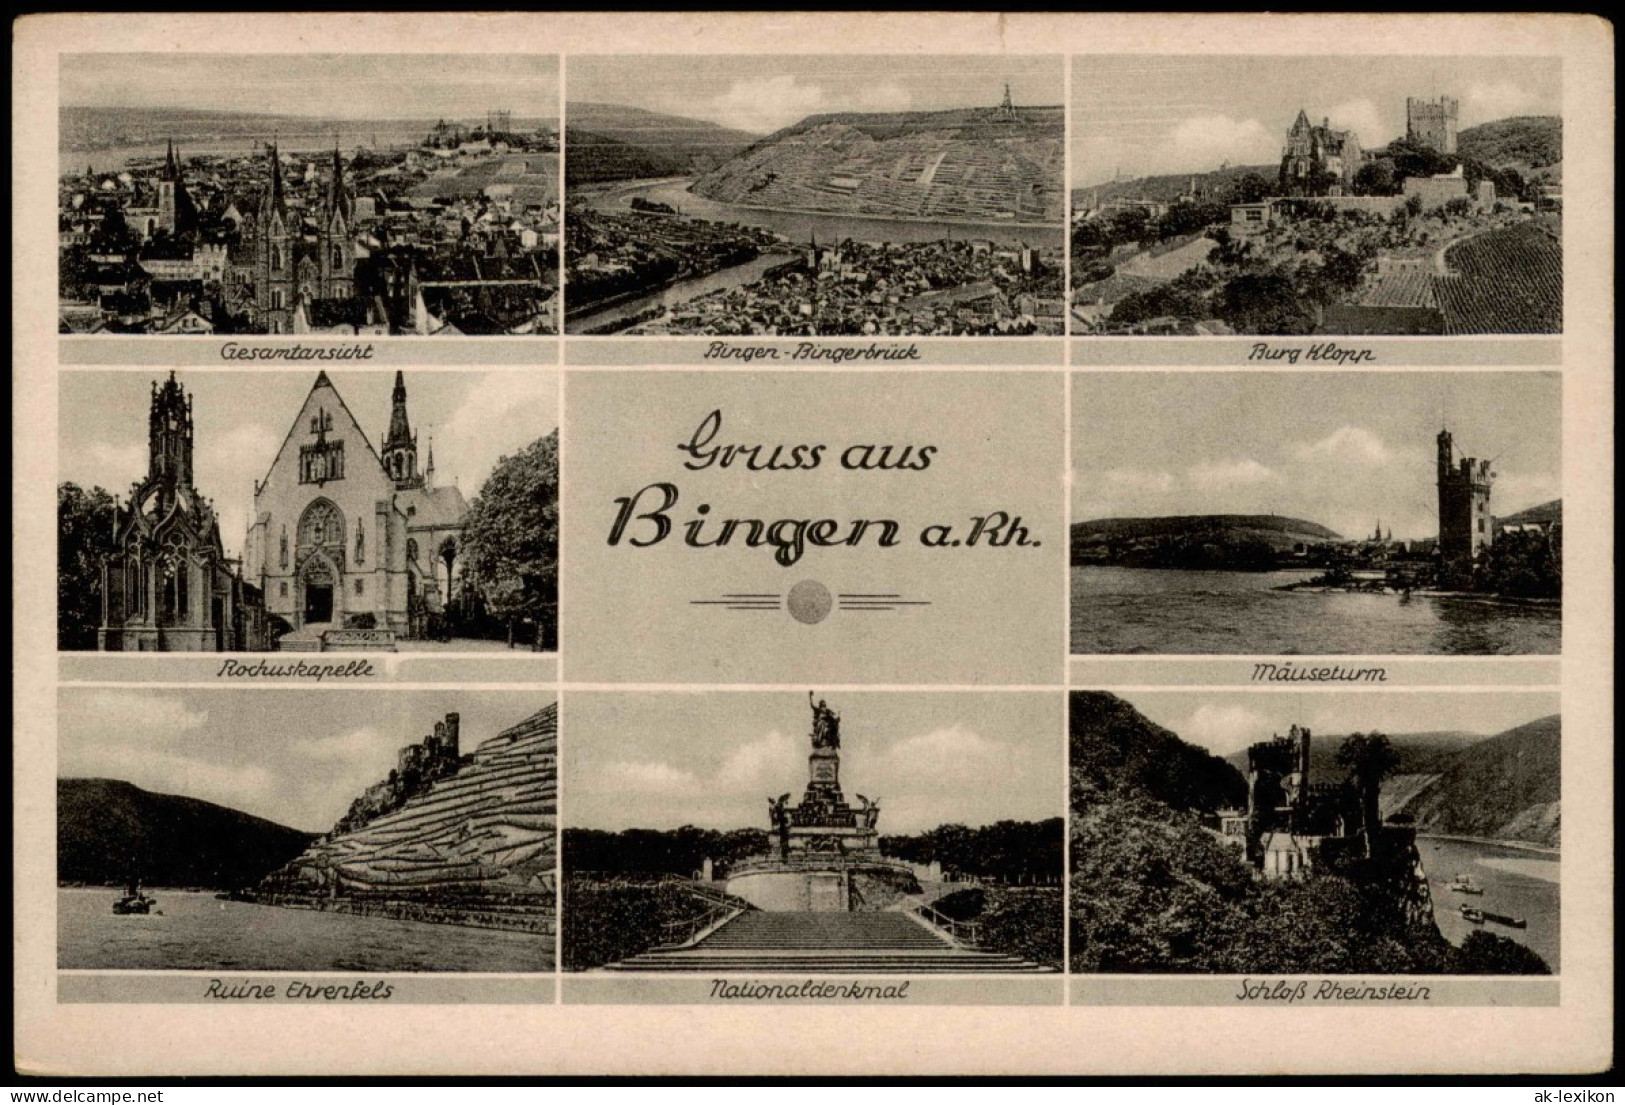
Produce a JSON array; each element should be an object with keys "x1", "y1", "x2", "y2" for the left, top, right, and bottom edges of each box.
[
  {"x1": 1437, "y1": 428, "x2": 1494, "y2": 589},
  {"x1": 1407, "y1": 96, "x2": 1459, "y2": 155}
]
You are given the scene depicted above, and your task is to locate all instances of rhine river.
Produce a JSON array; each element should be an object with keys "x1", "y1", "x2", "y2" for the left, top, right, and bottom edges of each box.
[
  {"x1": 61, "y1": 126, "x2": 430, "y2": 179},
  {"x1": 58, "y1": 889, "x2": 552, "y2": 973},
  {"x1": 1422, "y1": 836, "x2": 1559, "y2": 971},
  {"x1": 580, "y1": 177, "x2": 1064, "y2": 250},
  {"x1": 569, "y1": 177, "x2": 1063, "y2": 333},
  {"x1": 1071, "y1": 567, "x2": 1562, "y2": 655}
]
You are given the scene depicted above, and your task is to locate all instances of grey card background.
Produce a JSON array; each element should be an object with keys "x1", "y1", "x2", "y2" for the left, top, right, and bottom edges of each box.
[{"x1": 562, "y1": 371, "x2": 1065, "y2": 684}]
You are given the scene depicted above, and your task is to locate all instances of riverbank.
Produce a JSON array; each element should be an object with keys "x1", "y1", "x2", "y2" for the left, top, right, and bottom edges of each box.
[
  {"x1": 1419, "y1": 833, "x2": 1559, "y2": 857},
  {"x1": 233, "y1": 891, "x2": 556, "y2": 936},
  {"x1": 687, "y1": 189, "x2": 1064, "y2": 235},
  {"x1": 1275, "y1": 580, "x2": 1561, "y2": 607}
]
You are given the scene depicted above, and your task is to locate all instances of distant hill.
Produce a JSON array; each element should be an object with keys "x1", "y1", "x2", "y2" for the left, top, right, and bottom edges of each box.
[
  {"x1": 693, "y1": 104, "x2": 1065, "y2": 224},
  {"x1": 564, "y1": 129, "x2": 690, "y2": 185},
  {"x1": 1396, "y1": 715, "x2": 1561, "y2": 847},
  {"x1": 1075, "y1": 514, "x2": 1340, "y2": 543},
  {"x1": 58, "y1": 778, "x2": 315, "y2": 890},
  {"x1": 1223, "y1": 730, "x2": 1484, "y2": 780},
  {"x1": 1072, "y1": 514, "x2": 1340, "y2": 569},
  {"x1": 1070, "y1": 691, "x2": 1247, "y2": 814},
  {"x1": 60, "y1": 107, "x2": 553, "y2": 155},
  {"x1": 565, "y1": 103, "x2": 756, "y2": 183},
  {"x1": 1456, "y1": 116, "x2": 1563, "y2": 175},
  {"x1": 763, "y1": 104, "x2": 1063, "y2": 145},
  {"x1": 1212, "y1": 715, "x2": 1562, "y2": 848},
  {"x1": 1072, "y1": 164, "x2": 1278, "y2": 207},
  {"x1": 1498, "y1": 499, "x2": 1562, "y2": 528}
]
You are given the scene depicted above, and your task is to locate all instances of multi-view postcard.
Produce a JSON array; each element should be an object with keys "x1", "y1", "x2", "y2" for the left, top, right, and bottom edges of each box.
[
  {"x1": 58, "y1": 54, "x2": 561, "y2": 337},
  {"x1": 1070, "y1": 56, "x2": 1561, "y2": 338},
  {"x1": 57, "y1": 369, "x2": 559, "y2": 654},
  {"x1": 1071, "y1": 371, "x2": 1561, "y2": 655},
  {"x1": 564, "y1": 55, "x2": 1065, "y2": 337}
]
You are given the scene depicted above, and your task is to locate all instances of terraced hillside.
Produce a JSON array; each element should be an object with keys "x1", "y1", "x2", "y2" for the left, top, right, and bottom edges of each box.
[
  {"x1": 694, "y1": 106, "x2": 1064, "y2": 225},
  {"x1": 253, "y1": 704, "x2": 557, "y2": 939}
]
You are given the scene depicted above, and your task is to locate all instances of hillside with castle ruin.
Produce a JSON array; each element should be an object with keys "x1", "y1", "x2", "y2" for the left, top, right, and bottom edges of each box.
[{"x1": 245, "y1": 703, "x2": 558, "y2": 949}]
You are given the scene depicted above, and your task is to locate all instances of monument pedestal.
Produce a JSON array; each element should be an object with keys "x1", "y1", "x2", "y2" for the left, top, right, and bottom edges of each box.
[{"x1": 723, "y1": 694, "x2": 921, "y2": 912}]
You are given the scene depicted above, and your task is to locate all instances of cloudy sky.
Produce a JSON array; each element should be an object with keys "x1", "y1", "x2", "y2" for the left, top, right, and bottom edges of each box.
[
  {"x1": 59, "y1": 369, "x2": 558, "y2": 560},
  {"x1": 564, "y1": 692, "x2": 1064, "y2": 834},
  {"x1": 1073, "y1": 372, "x2": 1561, "y2": 542},
  {"x1": 58, "y1": 688, "x2": 553, "y2": 832},
  {"x1": 568, "y1": 55, "x2": 1063, "y2": 135},
  {"x1": 1072, "y1": 55, "x2": 1561, "y2": 185},
  {"x1": 1110, "y1": 690, "x2": 1559, "y2": 759},
  {"x1": 61, "y1": 54, "x2": 560, "y2": 121}
]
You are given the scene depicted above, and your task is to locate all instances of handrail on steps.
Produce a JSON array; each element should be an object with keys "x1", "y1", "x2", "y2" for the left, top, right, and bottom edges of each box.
[{"x1": 911, "y1": 901, "x2": 981, "y2": 947}]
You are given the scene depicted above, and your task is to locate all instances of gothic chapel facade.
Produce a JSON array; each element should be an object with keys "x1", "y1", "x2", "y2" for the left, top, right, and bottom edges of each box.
[{"x1": 243, "y1": 371, "x2": 467, "y2": 645}]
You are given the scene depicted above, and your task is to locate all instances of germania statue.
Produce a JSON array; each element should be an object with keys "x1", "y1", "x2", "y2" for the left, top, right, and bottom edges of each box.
[{"x1": 808, "y1": 692, "x2": 841, "y2": 750}]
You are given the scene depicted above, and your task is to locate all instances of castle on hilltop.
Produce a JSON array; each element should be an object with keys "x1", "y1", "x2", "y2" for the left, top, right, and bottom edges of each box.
[
  {"x1": 332, "y1": 712, "x2": 466, "y2": 835},
  {"x1": 1407, "y1": 96, "x2": 1460, "y2": 155},
  {"x1": 1215, "y1": 725, "x2": 1363, "y2": 879},
  {"x1": 250, "y1": 703, "x2": 558, "y2": 943},
  {"x1": 1279, "y1": 109, "x2": 1364, "y2": 196}
]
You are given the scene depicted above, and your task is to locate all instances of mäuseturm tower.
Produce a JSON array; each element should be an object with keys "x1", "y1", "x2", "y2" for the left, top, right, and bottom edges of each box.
[
  {"x1": 1407, "y1": 96, "x2": 1459, "y2": 155},
  {"x1": 1437, "y1": 427, "x2": 1495, "y2": 589}
]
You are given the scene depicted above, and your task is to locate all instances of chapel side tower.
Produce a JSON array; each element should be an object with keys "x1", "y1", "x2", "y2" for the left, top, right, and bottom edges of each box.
[
  {"x1": 381, "y1": 370, "x2": 423, "y2": 490},
  {"x1": 1437, "y1": 428, "x2": 1494, "y2": 589}
]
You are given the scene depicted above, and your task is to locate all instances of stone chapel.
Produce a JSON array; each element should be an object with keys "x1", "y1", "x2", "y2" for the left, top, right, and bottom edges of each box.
[{"x1": 242, "y1": 370, "x2": 468, "y2": 645}]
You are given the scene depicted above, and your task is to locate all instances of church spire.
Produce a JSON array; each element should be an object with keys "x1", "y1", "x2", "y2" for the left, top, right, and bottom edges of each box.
[
  {"x1": 382, "y1": 371, "x2": 420, "y2": 487},
  {"x1": 263, "y1": 141, "x2": 287, "y2": 220},
  {"x1": 385, "y1": 370, "x2": 413, "y2": 450}
]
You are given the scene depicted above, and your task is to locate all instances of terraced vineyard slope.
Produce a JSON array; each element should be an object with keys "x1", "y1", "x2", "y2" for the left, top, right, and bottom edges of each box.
[
  {"x1": 693, "y1": 106, "x2": 1064, "y2": 226},
  {"x1": 249, "y1": 703, "x2": 557, "y2": 945},
  {"x1": 1437, "y1": 217, "x2": 1563, "y2": 334}
]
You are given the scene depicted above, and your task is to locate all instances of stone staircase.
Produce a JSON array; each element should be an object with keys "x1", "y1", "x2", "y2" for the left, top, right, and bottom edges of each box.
[
  {"x1": 603, "y1": 910, "x2": 1051, "y2": 973},
  {"x1": 276, "y1": 624, "x2": 328, "y2": 653}
]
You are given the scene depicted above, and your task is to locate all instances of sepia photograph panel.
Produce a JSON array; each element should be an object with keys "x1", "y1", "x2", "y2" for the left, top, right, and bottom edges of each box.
[
  {"x1": 561, "y1": 691, "x2": 1064, "y2": 978},
  {"x1": 1070, "y1": 56, "x2": 1561, "y2": 339},
  {"x1": 1069, "y1": 689, "x2": 1560, "y2": 978},
  {"x1": 1071, "y1": 371, "x2": 1561, "y2": 656},
  {"x1": 57, "y1": 688, "x2": 558, "y2": 973},
  {"x1": 58, "y1": 369, "x2": 559, "y2": 655},
  {"x1": 564, "y1": 55, "x2": 1065, "y2": 338},
  {"x1": 59, "y1": 54, "x2": 560, "y2": 338}
]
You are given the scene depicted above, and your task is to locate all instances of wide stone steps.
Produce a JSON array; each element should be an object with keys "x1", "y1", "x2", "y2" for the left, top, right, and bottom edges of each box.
[
  {"x1": 699, "y1": 912, "x2": 948, "y2": 950},
  {"x1": 603, "y1": 910, "x2": 1052, "y2": 973}
]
